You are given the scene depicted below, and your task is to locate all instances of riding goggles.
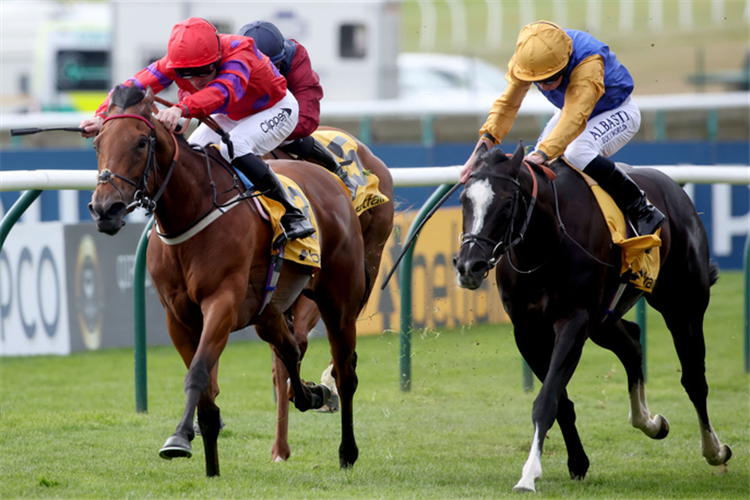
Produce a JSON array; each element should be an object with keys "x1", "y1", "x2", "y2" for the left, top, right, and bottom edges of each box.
[{"x1": 174, "y1": 62, "x2": 218, "y2": 79}]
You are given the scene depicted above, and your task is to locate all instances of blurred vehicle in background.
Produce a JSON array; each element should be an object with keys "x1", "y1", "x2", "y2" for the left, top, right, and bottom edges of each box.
[
  {"x1": 396, "y1": 52, "x2": 551, "y2": 111},
  {"x1": 397, "y1": 52, "x2": 505, "y2": 104}
]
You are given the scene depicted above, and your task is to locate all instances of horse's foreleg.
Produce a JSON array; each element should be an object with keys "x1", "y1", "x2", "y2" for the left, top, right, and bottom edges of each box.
[
  {"x1": 556, "y1": 394, "x2": 590, "y2": 480},
  {"x1": 514, "y1": 313, "x2": 589, "y2": 492},
  {"x1": 160, "y1": 294, "x2": 236, "y2": 477},
  {"x1": 159, "y1": 315, "x2": 201, "y2": 461},
  {"x1": 515, "y1": 342, "x2": 589, "y2": 487}
]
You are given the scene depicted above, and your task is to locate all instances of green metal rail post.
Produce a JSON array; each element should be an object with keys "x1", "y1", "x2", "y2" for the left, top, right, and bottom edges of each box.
[
  {"x1": 636, "y1": 297, "x2": 647, "y2": 381},
  {"x1": 399, "y1": 183, "x2": 454, "y2": 392},
  {"x1": 0, "y1": 190, "x2": 43, "y2": 418},
  {"x1": 0, "y1": 190, "x2": 42, "y2": 249},
  {"x1": 133, "y1": 218, "x2": 154, "y2": 413}
]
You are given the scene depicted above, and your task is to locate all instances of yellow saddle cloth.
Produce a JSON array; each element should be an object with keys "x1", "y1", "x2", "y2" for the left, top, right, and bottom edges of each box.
[
  {"x1": 312, "y1": 129, "x2": 390, "y2": 214},
  {"x1": 574, "y1": 167, "x2": 662, "y2": 292},
  {"x1": 256, "y1": 175, "x2": 321, "y2": 269}
]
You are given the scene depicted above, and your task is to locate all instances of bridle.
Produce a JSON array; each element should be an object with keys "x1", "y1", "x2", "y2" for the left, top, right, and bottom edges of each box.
[
  {"x1": 459, "y1": 160, "x2": 541, "y2": 269},
  {"x1": 459, "y1": 158, "x2": 615, "y2": 275},
  {"x1": 97, "y1": 112, "x2": 180, "y2": 214}
]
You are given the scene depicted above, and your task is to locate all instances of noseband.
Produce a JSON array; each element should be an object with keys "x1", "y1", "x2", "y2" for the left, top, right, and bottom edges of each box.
[
  {"x1": 97, "y1": 113, "x2": 179, "y2": 214},
  {"x1": 459, "y1": 161, "x2": 539, "y2": 270}
]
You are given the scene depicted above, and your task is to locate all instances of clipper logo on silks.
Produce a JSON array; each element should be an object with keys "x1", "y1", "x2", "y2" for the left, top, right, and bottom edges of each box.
[{"x1": 261, "y1": 108, "x2": 292, "y2": 133}]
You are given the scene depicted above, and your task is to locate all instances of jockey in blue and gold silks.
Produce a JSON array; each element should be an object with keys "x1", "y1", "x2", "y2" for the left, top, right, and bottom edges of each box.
[{"x1": 460, "y1": 20, "x2": 664, "y2": 236}]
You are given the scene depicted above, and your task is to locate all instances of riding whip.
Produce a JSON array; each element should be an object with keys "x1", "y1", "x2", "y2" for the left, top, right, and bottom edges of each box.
[
  {"x1": 10, "y1": 127, "x2": 86, "y2": 136},
  {"x1": 380, "y1": 181, "x2": 463, "y2": 290}
]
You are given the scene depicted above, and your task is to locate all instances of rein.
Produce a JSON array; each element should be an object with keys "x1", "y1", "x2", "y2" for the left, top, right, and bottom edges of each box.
[
  {"x1": 154, "y1": 95, "x2": 235, "y2": 158},
  {"x1": 98, "y1": 113, "x2": 180, "y2": 215}
]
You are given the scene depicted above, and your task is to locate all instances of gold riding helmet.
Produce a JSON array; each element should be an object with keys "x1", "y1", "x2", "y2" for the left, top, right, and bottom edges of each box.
[{"x1": 512, "y1": 21, "x2": 573, "y2": 82}]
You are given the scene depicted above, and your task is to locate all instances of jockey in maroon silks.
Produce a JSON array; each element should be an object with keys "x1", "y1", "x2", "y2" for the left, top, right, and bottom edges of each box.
[
  {"x1": 81, "y1": 17, "x2": 314, "y2": 243},
  {"x1": 239, "y1": 21, "x2": 356, "y2": 192}
]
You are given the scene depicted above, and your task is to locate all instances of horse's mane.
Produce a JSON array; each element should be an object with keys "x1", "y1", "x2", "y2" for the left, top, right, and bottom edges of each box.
[
  {"x1": 476, "y1": 147, "x2": 510, "y2": 170},
  {"x1": 477, "y1": 146, "x2": 557, "y2": 180},
  {"x1": 110, "y1": 85, "x2": 147, "y2": 110}
]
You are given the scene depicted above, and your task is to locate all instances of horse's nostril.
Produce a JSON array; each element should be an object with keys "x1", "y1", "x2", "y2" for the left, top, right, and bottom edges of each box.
[{"x1": 470, "y1": 260, "x2": 489, "y2": 275}]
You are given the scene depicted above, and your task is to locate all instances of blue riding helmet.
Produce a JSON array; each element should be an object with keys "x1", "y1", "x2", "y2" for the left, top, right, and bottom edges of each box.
[{"x1": 239, "y1": 21, "x2": 296, "y2": 76}]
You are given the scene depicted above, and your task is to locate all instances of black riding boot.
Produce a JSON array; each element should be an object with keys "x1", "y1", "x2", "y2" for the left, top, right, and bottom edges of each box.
[
  {"x1": 282, "y1": 136, "x2": 357, "y2": 196},
  {"x1": 583, "y1": 155, "x2": 665, "y2": 236},
  {"x1": 232, "y1": 153, "x2": 315, "y2": 244}
]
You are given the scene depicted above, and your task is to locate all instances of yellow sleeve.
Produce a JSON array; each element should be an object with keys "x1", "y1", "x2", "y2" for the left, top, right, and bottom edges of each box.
[
  {"x1": 535, "y1": 55, "x2": 605, "y2": 160},
  {"x1": 478, "y1": 56, "x2": 531, "y2": 144}
]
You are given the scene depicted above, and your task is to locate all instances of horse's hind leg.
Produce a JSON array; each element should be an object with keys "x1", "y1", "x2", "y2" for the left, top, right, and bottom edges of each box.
[
  {"x1": 649, "y1": 290, "x2": 732, "y2": 466},
  {"x1": 271, "y1": 296, "x2": 321, "y2": 463},
  {"x1": 315, "y1": 276, "x2": 363, "y2": 468},
  {"x1": 257, "y1": 308, "x2": 329, "y2": 415},
  {"x1": 590, "y1": 318, "x2": 670, "y2": 439},
  {"x1": 325, "y1": 325, "x2": 358, "y2": 468}
]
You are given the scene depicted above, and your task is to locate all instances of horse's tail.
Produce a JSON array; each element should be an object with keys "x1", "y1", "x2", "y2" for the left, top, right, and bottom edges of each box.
[
  {"x1": 709, "y1": 260, "x2": 720, "y2": 287},
  {"x1": 358, "y1": 259, "x2": 373, "y2": 315}
]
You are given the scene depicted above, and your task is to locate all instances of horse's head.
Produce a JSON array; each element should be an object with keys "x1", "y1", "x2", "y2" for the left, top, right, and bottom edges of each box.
[
  {"x1": 453, "y1": 141, "x2": 526, "y2": 290},
  {"x1": 88, "y1": 85, "x2": 159, "y2": 235}
]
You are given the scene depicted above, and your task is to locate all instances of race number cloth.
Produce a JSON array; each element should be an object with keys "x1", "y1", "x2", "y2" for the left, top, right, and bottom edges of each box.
[
  {"x1": 312, "y1": 129, "x2": 390, "y2": 214},
  {"x1": 256, "y1": 175, "x2": 321, "y2": 269},
  {"x1": 574, "y1": 167, "x2": 662, "y2": 292}
]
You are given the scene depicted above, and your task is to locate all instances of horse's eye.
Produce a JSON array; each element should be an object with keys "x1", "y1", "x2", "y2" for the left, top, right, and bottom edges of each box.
[
  {"x1": 501, "y1": 198, "x2": 514, "y2": 212},
  {"x1": 138, "y1": 137, "x2": 148, "y2": 149}
]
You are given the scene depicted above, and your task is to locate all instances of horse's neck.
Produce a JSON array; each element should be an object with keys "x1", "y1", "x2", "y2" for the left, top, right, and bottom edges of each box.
[
  {"x1": 512, "y1": 169, "x2": 562, "y2": 261},
  {"x1": 152, "y1": 133, "x2": 227, "y2": 234}
]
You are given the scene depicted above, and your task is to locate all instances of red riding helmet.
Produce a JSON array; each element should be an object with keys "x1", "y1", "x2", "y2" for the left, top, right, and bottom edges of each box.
[{"x1": 166, "y1": 18, "x2": 221, "y2": 69}]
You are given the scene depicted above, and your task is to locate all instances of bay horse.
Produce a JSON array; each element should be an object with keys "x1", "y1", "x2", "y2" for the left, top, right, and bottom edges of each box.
[
  {"x1": 453, "y1": 143, "x2": 732, "y2": 492},
  {"x1": 88, "y1": 85, "x2": 367, "y2": 476},
  {"x1": 264, "y1": 128, "x2": 394, "y2": 462}
]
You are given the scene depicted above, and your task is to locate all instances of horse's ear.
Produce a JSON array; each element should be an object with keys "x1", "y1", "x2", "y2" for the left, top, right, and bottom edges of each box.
[
  {"x1": 144, "y1": 87, "x2": 155, "y2": 105},
  {"x1": 512, "y1": 141, "x2": 525, "y2": 165}
]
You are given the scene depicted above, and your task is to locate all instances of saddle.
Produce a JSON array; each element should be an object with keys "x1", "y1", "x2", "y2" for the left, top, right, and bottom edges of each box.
[
  {"x1": 311, "y1": 130, "x2": 390, "y2": 214},
  {"x1": 566, "y1": 161, "x2": 662, "y2": 292}
]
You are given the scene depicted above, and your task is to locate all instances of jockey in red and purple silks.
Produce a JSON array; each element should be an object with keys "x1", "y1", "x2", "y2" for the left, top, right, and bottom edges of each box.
[{"x1": 81, "y1": 17, "x2": 314, "y2": 244}]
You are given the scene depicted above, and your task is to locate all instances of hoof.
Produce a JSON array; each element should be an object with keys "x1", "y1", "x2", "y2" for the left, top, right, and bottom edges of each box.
[
  {"x1": 706, "y1": 444, "x2": 733, "y2": 466},
  {"x1": 512, "y1": 482, "x2": 536, "y2": 493},
  {"x1": 159, "y1": 434, "x2": 192, "y2": 460},
  {"x1": 653, "y1": 414, "x2": 670, "y2": 440},
  {"x1": 314, "y1": 393, "x2": 339, "y2": 413},
  {"x1": 273, "y1": 456, "x2": 286, "y2": 463},
  {"x1": 568, "y1": 455, "x2": 589, "y2": 481},
  {"x1": 293, "y1": 381, "x2": 332, "y2": 411}
]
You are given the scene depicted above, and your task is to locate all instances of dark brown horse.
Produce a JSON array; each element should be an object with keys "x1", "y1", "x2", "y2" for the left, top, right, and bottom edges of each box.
[
  {"x1": 264, "y1": 127, "x2": 394, "y2": 462},
  {"x1": 453, "y1": 143, "x2": 732, "y2": 492},
  {"x1": 88, "y1": 85, "x2": 367, "y2": 476}
]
